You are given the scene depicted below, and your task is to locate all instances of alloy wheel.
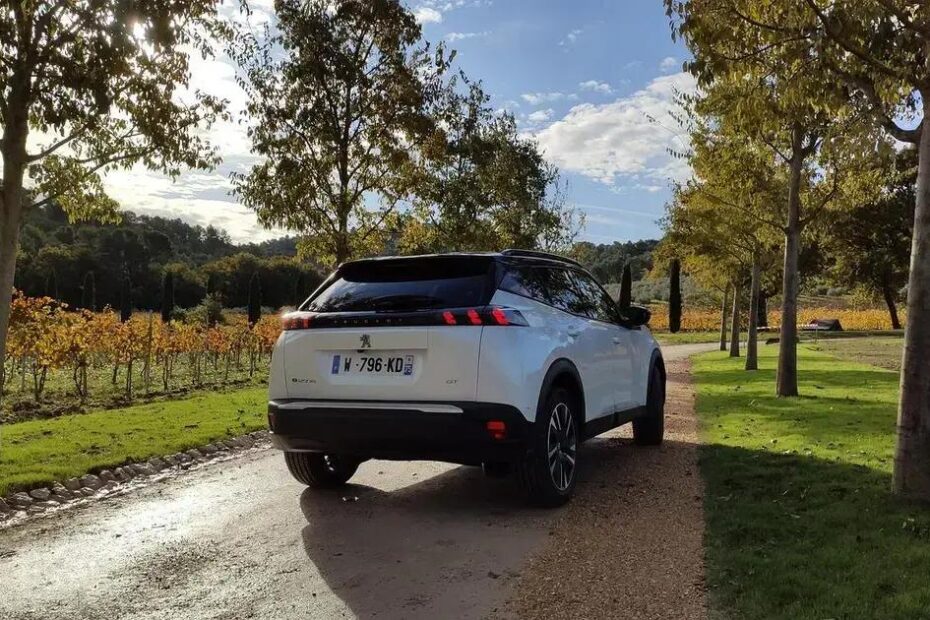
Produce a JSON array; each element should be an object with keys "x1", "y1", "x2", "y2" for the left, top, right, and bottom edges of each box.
[{"x1": 546, "y1": 402, "x2": 577, "y2": 491}]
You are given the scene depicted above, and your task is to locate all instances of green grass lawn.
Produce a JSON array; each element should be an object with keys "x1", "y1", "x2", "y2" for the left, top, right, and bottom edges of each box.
[
  {"x1": 654, "y1": 331, "x2": 721, "y2": 345},
  {"x1": 808, "y1": 335, "x2": 904, "y2": 372},
  {"x1": 0, "y1": 387, "x2": 267, "y2": 496},
  {"x1": 694, "y1": 345, "x2": 930, "y2": 619}
]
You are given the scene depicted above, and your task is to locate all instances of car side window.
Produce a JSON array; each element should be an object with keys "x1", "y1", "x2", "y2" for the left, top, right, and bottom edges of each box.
[
  {"x1": 499, "y1": 265, "x2": 586, "y2": 314},
  {"x1": 569, "y1": 271, "x2": 623, "y2": 324}
]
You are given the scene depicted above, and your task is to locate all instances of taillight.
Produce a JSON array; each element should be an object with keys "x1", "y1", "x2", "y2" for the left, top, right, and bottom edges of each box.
[
  {"x1": 436, "y1": 306, "x2": 528, "y2": 327},
  {"x1": 282, "y1": 313, "x2": 314, "y2": 330}
]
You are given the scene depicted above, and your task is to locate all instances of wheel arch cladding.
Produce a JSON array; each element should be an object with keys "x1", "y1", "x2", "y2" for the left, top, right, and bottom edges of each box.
[
  {"x1": 537, "y1": 358, "x2": 586, "y2": 425},
  {"x1": 651, "y1": 349, "x2": 666, "y2": 398}
]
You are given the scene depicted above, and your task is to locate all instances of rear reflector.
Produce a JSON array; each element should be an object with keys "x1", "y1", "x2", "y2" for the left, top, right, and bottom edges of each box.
[{"x1": 486, "y1": 420, "x2": 507, "y2": 440}]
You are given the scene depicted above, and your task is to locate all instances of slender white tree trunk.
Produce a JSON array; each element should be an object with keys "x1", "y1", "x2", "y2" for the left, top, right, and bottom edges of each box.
[
  {"x1": 895, "y1": 113, "x2": 930, "y2": 500},
  {"x1": 746, "y1": 257, "x2": 760, "y2": 371},
  {"x1": 777, "y1": 125, "x2": 804, "y2": 397},
  {"x1": 729, "y1": 282, "x2": 741, "y2": 358}
]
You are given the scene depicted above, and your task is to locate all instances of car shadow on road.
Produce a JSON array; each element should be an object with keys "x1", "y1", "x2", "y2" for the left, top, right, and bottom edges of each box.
[
  {"x1": 297, "y1": 464, "x2": 550, "y2": 619},
  {"x1": 295, "y1": 435, "x2": 696, "y2": 619}
]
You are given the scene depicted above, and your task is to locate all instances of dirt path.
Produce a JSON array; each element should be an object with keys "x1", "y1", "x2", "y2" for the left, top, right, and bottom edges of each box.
[{"x1": 495, "y1": 357, "x2": 707, "y2": 620}]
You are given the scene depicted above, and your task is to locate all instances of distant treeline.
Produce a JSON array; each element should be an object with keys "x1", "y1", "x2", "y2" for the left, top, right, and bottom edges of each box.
[
  {"x1": 15, "y1": 204, "x2": 322, "y2": 311},
  {"x1": 572, "y1": 239, "x2": 659, "y2": 285}
]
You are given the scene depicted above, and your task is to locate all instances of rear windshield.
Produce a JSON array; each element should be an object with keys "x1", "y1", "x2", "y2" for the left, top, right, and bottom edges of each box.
[{"x1": 304, "y1": 256, "x2": 495, "y2": 313}]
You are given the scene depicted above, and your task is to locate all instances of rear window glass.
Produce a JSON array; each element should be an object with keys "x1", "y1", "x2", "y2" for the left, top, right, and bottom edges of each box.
[
  {"x1": 304, "y1": 257, "x2": 494, "y2": 313},
  {"x1": 499, "y1": 265, "x2": 587, "y2": 314}
]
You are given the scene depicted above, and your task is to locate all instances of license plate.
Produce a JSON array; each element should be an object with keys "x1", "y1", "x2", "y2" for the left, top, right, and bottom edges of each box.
[{"x1": 331, "y1": 354, "x2": 415, "y2": 376}]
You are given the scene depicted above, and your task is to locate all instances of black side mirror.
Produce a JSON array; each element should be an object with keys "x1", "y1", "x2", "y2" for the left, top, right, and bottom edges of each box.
[{"x1": 625, "y1": 304, "x2": 651, "y2": 327}]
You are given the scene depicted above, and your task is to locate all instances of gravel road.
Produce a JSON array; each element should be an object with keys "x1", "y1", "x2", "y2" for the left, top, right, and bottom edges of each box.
[{"x1": 0, "y1": 343, "x2": 713, "y2": 620}]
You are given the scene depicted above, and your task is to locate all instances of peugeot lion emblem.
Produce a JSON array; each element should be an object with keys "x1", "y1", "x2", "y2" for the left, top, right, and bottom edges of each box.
[{"x1": 359, "y1": 334, "x2": 372, "y2": 349}]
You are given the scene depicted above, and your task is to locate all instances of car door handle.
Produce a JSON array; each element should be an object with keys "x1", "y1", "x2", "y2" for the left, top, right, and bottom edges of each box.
[
  {"x1": 566, "y1": 327, "x2": 581, "y2": 338},
  {"x1": 612, "y1": 337, "x2": 622, "y2": 345}
]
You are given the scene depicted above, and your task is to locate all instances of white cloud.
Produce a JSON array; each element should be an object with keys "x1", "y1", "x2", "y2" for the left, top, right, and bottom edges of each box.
[
  {"x1": 446, "y1": 31, "x2": 489, "y2": 41},
  {"x1": 527, "y1": 108, "x2": 554, "y2": 123},
  {"x1": 521, "y1": 91, "x2": 567, "y2": 105},
  {"x1": 559, "y1": 28, "x2": 583, "y2": 47},
  {"x1": 414, "y1": 7, "x2": 443, "y2": 23},
  {"x1": 534, "y1": 72, "x2": 697, "y2": 188},
  {"x1": 579, "y1": 80, "x2": 613, "y2": 94},
  {"x1": 660, "y1": 56, "x2": 678, "y2": 73}
]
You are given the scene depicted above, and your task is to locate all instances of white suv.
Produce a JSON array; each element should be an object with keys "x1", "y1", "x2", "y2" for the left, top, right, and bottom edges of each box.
[{"x1": 268, "y1": 250, "x2": 665, "y2": 506}]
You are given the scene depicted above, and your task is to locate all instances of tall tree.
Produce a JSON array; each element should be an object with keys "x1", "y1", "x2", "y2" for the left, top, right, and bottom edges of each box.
[
  {"x1": 666, "y1": 1, "x2": 857, "y2": 396},
  {"x1": 247, "y1": 272, "x2": 262, "y2": 327},
  {"x1": 119, "y1": 271, "x2": 132, "y2": 323},
  {"x1": 233, "y1": 0, "x2": 441, "y2": 267},
  {"x1": 618, "y1": 263, "x2": 633, "y2": 309},
  {"x1": 81, "y1": 271, "x2": 96, "y2": 311},
  {"x1": 729, "y1": 283, "x2": 741, "y2": 358},
  {"x1": 161, "y1": 271, "x2": 175, "y2": 324},
  {"x1": 0, "y1": 1, "x2": 228, "y2": 388},
  {"x1": 672, "y1": 0, "x2": 930, "y2": 499},
  {"x1": 825, "y1": 148, "x2": 916, "y2": 330},
  {"x1": 668, "y1": 259, "x2": 682, "y2": 333}
]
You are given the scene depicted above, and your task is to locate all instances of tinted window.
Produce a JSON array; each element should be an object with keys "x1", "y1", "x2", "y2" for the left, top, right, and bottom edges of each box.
[
  {"x1": 499, "y1": 265, "x2": 587, "y2": 315},
  {"x1": 569, "y1": 271, "x2": 621, "y2": 324},
  {"x1": 305, "y1": 257, "x2": 493, "y2": 313}
]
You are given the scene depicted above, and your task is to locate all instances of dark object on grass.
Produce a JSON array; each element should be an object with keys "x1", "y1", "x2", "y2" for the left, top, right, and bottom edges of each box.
[
  {"x1": 669, "y1": 259, "x2": 682, "y2": 333},
  {"x1": 802, "y1": 319, "x2": 844, "y2": 332}
]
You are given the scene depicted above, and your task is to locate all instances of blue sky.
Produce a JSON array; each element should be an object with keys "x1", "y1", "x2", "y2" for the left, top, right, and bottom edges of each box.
[{"x1": 98, "y1": 0, "x2": 693, "y2": 245}]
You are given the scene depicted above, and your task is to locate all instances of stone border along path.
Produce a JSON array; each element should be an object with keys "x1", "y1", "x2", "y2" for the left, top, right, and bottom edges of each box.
[
  {"x1": 494, "y1": 357, "x2": 708, "y2": 620},
  {"x1": 0, "y1": 430, "x2": 270, "y2": 527}
]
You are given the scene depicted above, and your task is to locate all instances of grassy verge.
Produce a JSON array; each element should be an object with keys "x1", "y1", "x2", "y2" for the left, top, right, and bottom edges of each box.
[
  {"x1": 808, "y1": 335, "x2": 904, "y2": 372},
  {"x1": 694, "y1": 345, "x2": 930, "y2": 619},
  {"x1": 0, "y1": 387, "x2": 267, "y2": 496},
  {"x1": 653, "y1": 331, "x2": 721, "y2": 345}
]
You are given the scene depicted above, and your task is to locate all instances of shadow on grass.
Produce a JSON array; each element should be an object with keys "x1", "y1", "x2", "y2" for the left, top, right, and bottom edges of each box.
[{"x1": 702, "y1": 443, "x2": 930, "y2": 620}]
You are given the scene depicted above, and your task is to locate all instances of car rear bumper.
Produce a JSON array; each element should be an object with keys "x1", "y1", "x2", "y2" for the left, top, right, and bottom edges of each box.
[{"x1": 267, "y1": 399, "x2": 532, "y2": 465}]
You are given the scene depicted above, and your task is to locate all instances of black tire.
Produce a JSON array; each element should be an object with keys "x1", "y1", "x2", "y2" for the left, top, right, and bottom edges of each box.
[
  {"x1": 518, "y1": 386, "x2": 579, "y2": 507},
  {"x1": 633, "y1": 366, "x2": 665, "y2": 446},
  {"x1": 284, "y1": 452, "x2": 360, "y2": 488},
  {"x1": 482, "y1": 461, "x2": 512, "y2": 478}
]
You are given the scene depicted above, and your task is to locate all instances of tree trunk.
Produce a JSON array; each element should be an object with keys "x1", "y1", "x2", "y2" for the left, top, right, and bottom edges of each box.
[
  {"x1": 776, "y1": 126, "x2": 803, "y2": 397},
  {"x1": 758, "y1": 291, "x2": 768, "y2": 328},
  {"x1": 881, "y1": 277, "x2": 902, "y2": 330},
  {"x1": 746, "y1": 257, "x2": 761, "y2": 371},
  {"x1": 668, "y1": 259, "x2": 682, "y2": 333},
  {"x1": 719, "y1": 284, "x2": 729, "y2": 352},
  {"x1": 0, "y1": 115, "x2": 28, "y2": 397},
  {"x1": 894, "y1": 115, "x2": 930, "y2": 500},
  {"x1": 729, "y1": 282, "x2": 740, "y2": 358}
]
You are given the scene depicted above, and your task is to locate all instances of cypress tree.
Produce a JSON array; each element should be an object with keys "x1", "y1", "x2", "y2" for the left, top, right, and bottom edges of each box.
[
  {"x1": 81, "y1": 271, "x2": 96, "y2": 311},
  {"x1": 618, "y1": 263, "x2": 633, "y2": 309},
  {"x1": 247, "y1": 272, "x2": 262, "y2": 327},
  {"x1": 45, "y1": 269, "x2": 59, "y2": 300},
  {"x1": 161, "y1": 271, "x2": 175, "y2": 323},
  {"x1": 120, "y1": 271, "x2": 133, "y2": 323},
  {"x1": 668, "y1": 259, "x2": 682, "y2": 333}
]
